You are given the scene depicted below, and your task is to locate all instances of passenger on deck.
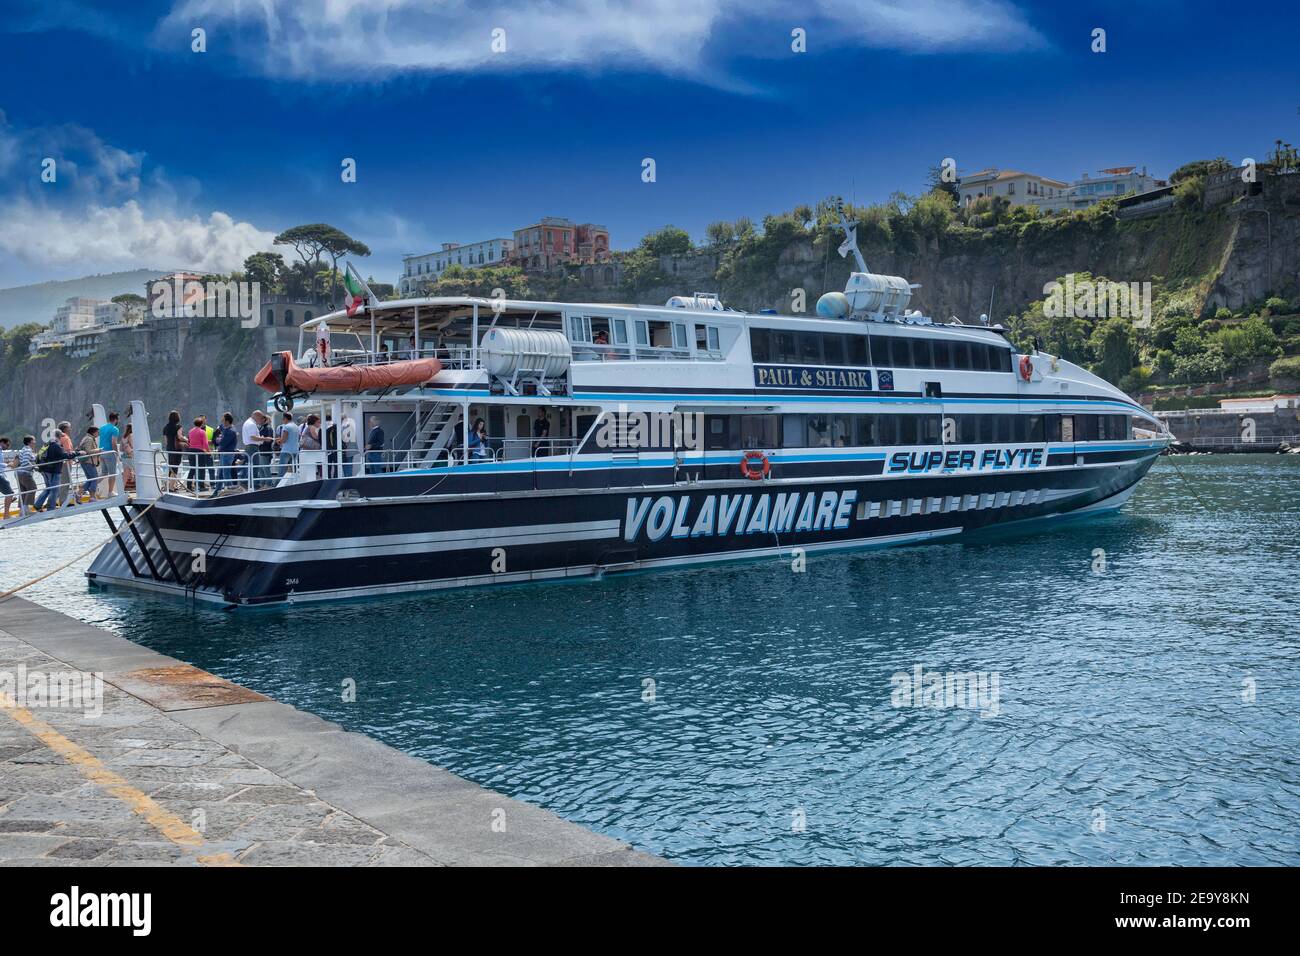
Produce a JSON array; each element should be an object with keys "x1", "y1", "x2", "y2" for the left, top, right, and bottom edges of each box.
[
  {"x1": 34, "y1": 431, "x2": 70, "y2": 511},
  {"x1": 16, "y1": 436, "x2": 38, "y2": 515},
  {"x1": 258, "y1": 416, "x2": 275, "y2": 484},
  {"x1": 365, "y1": 417, "x2": 385, "y2": 474},
  {"x1": 162, "y1": 411, "x2": 186, "y2": 492},
  {"x1": 121, "y1": 424, "x2": 135, "y2": 490},
  {"x1": 57, "y1": 422, "x2": 75, "y2": 503},
  {"x1": 276, "y1": 411, "x2": 300, "y2": 477},
  {"x1": 187, "y1": 418, "x2": 211, "y2": 494},
  {"x1": 241, "y1": 409, "x2": 264, "y2": 487},
  {"x1": 98, "y1": 411, "x2": 121, "y2": 499},
  {"x1": 532, "y1": 408, "x2": 551, "y2": 457},
  {"x1": 468, "y1": 418, "x2": 490, "y2": 460},
  {"x1": 78, "y1": 426, "x2": 101, "y2": 499},
  {"x1": 216, "y1": 413, "x2": 239, "y2": 490},
  {"x1": 300, "y1": 414, "x2": 322, "y2": 479},
  {"x1": 0, "y1": 437, "x2": 15, "y2": 519}
]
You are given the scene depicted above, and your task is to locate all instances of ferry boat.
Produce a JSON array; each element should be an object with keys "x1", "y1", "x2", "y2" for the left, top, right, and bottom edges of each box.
[{"x1": 85, "y1": 212, "x2": 1171, "y2": 606}]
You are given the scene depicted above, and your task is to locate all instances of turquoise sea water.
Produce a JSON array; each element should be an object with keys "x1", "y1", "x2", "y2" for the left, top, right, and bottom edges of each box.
[{"x1": 2, "y1": 454, "x2": 1297, "y2": 865}]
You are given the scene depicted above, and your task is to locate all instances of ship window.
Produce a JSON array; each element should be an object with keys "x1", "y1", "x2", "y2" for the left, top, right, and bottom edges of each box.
[
  {"x1": 612, "y1": 318, "x2": 628, "y2": 345},
  {"x1": 634, "y1": 320, "x2": 650, "y2": 346},
  {"x1": 951, "y1": 341, "x2": 971, "y2": 370},
  {"x1": 773, "y1": 330, "x2": 797, "y2": 363},
  {"x1": 740, "y1": 415, "x2": 778, "y2": 448},
  {"x1": 1060, "y1": 416, "x2": 1075, "y2": 442},
  {"x1": 876, "y1": 414, "x2": 899, "y2": 445},
  {"x1": 848, "y1": 333, "x2": 870, "y2": 366},
  {"x1": 993, "y1": 415, "x2": 1014, "y2": 443},
  {"x1": 806, "y1": 414, "x2": 832, "y2": 447},
  {"x1": 854, "y1": 415, "x2": 878, "y2": 446},
  {"x1": 969, "y1": 343, "x2": 991, "y2": 371},
  {"x1": 830, "y1": 415, "x2": 852, "y2": 446},
  {"x1": 921, "y1": 415, "x2": 942, "y2": 444},
  {"x1": 911, "y1": 339, "x2": 934, "y2": 368},
  {"x1": 568, "y1": 315, "x2": 592, "y2": 342},
  {"x1": 991, "y1": 347, "x2": 1012, "y2": 372},
  {"x1": 750, "y1": 328, "x2": 771, "y2": 362},
  {"x1": 798, "y1": 332, "x2": 822, "y2": 365},
  {"x1": 897, "y1": 415, "x2": 919, "y2": 445},
  {"x1": 933, "y1": 340, "x2": 953, "y2": 369},
  {"x1": 1075, "y1": 415, "x2": 1098, "y2": 441},
  {"x1": 822, "y1": 333, "x2": 844, "y2": 366},
  {"x1": 1045, "y1": 415, "x2": 1062, "y2": 442},
  {"x1": 781, "y1": 414, "x2": 804, "y2": 447},
  {"x1": 695, "y1": 324, "x2": 720, "y2": 353},
  {"x1": 673, "y1": 323, "x2": 689, "y2": 350},
  {"x1": 705, "y1": 414, "x2": 731, "y2": 450}
]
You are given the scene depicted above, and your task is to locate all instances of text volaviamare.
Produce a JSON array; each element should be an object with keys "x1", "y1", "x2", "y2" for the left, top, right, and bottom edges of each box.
[{"x1": 624, "y1": 490, "x2": 857, "y2": 542}]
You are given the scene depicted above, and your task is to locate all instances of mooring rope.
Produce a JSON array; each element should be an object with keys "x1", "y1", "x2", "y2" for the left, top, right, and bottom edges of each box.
[{"x1": 0, "y1": 498, "x2": 160, "y2": 605}]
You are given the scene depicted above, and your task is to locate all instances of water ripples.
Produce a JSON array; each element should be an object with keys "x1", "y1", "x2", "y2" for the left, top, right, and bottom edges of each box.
[{"x1": 1, "y1": 455, "x2": 1296, "y2": 864}]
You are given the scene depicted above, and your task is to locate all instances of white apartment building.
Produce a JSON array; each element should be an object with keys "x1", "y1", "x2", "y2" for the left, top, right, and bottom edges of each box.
[
  {"x1": 957, "y1": 169, "x2": 1069, "y2": 208},
  {"x1": 51, "y1": 296, "x2": 104, "y2": 335},
  {"x1": 400, "y1": 238, "x2": 515, "y2": 294},
  {"x1": 1045, "y1": 166, "x2": 1164, "y2": 212}
]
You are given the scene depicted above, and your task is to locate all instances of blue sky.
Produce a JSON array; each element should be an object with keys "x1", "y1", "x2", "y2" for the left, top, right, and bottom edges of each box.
[{"x1": 0, "y1": 0, "x2": 1296, "y2": 288}]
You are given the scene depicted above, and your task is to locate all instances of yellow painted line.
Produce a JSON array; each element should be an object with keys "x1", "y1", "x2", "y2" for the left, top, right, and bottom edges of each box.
[{"x1": 0, "y1": 691, "x2": 240, "y2": 866}]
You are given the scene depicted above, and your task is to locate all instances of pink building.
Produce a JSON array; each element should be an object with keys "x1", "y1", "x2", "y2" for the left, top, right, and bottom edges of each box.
[{"x1": 512, "y1": 218, "x2": 609, "y2": 272}]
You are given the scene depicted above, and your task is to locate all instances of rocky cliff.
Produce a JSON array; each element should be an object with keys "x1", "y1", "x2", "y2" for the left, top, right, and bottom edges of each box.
[{"x1": 0, "y1": 322, "x2": 299, "y2": 440}]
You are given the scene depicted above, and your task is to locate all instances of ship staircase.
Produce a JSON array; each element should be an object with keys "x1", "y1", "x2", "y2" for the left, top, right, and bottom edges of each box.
[{"x1": 407, "y1": 402, "x2": 461, "y2": 467}]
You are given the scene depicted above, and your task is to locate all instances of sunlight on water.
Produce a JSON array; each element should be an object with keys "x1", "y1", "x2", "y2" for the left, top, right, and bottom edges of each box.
[{"x1": 2, "y1": 455, "x2": 1297, "y2": 864}]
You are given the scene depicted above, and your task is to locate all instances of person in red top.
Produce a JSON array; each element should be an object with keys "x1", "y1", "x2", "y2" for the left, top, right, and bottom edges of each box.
[{"x1": 186, "y1": 417, "x2": 211, "y2": 494}]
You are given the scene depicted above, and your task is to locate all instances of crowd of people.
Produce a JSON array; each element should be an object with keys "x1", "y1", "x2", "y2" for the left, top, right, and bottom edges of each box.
[
  {"x1": 0, "y1": 406, "x2": 366, "y2": 517},
  {"x1": 2, "y1": 405, "x2": 559, "y2": 518},
  {"x1": 159, "y1": 407, "x2": 360, "y2": 494},
  {"x1": 0, "y1": 412, "x2": 129, "y2": 518}
]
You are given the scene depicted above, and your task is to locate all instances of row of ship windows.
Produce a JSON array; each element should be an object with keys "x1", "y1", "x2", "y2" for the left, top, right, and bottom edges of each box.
[
  {"x1": 704, "y1": 413, "x2": 1132, "y2": 450},
  {"x1": 856, "y1": 489, "x2": 1047, "y2": 520},
  {"x1": 749, "y1": 328, "x2": 1013, "y2": 372}
]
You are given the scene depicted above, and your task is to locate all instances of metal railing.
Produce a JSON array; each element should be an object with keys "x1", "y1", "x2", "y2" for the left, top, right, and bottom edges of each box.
[
  {"x1": 322, "y1": 345, "x2": 479, "y2": 370},
  {"x1": 1, "y1": 448, "x2": 125, "y2": 521},
  {"x1": 143, "y1": 436, "x2": 590, "y2": 497},
  {"x1": 570, "y1": 343, "x2": 722, "y2": 362}
]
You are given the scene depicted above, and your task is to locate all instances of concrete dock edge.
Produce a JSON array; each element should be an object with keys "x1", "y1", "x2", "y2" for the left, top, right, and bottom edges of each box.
[{"x1": 0, "y1": 597, "x2": 667, "y2": 867}]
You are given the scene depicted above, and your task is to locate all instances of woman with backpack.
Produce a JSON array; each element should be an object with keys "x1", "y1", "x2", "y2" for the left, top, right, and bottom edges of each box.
[{"x1": 34, "y1": 430, "x2": 71, "y2": 511}]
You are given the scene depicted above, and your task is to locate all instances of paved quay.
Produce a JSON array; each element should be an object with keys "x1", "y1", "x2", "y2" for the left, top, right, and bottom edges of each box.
[{"x1": 0, "y1": 597, "x2": 664, "y2": 866}]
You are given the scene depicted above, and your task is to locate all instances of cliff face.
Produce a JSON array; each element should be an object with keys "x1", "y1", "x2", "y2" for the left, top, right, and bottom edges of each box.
[
  {"x1": 0, "y1": 323, "x2": 299, "y2": 440},
  {"x1": 632, "y1": 180, "x2": 1297, "y2": 321}
]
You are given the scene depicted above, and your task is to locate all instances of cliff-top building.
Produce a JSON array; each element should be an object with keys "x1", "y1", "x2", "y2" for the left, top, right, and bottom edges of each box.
[
  {"x1": 511, "y1": 218, "x2": 610, "y2": 272},
  {"x1": 399, "y1": 238, "x2": 515, "y2": 295},
  {"x1": 957, "y1": 169, "x2": 1068, "y2": 208}
]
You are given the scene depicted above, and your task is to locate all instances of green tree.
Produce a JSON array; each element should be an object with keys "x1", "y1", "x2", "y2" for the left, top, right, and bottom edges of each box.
[
  {"x1": 641, "y1": 225, "x2": 692, "y2": 257},
  {"x1": 273, "y1": 224, "x2": 370, "y2": 302},
  {"x1": 242, "y1": 251, "x2": 285, "y2": 291},
  {"x1": 1088, "y1": 316, "x2": 1137, "y2": 385},
  {"x1": 2, "y1": 322, "x2": 43, "y2": 371},
  {"x1": 925, "y1": 164, "x2": 960, "y2": 203},
  {"x1": 705, "y1": 221, "x2": 736, "y2": 246}
]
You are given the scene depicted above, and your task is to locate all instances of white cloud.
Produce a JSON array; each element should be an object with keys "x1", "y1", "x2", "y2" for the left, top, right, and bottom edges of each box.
[
  {"x1": 0, "y1": 200, "x2": 277, "y2": 275},
  {"x1": 0, "y1": 113, "x2": 276, "y2": 277},
  {"x1": 157, "y1": 0, "x2": 1043, "y2": 80}
]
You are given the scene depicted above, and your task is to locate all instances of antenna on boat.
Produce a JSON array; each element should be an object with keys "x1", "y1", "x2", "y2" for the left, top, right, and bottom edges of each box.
[{"x1": 832, "y1": 198, "x2": 869, "y2": 274}]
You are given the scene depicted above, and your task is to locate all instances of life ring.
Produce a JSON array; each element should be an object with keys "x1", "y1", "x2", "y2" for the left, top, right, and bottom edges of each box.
[
  {"x1": 1018, "y1": 354, "x2": 1033, "y2": 382},
  {"x1": 740, "y1": 450, "x2": 770, "y2": 480}
]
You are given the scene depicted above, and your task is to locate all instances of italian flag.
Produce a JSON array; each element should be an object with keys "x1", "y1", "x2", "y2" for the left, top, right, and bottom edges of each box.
[{"x1": 343, "y1": 266, "x2": 366, "y2": 316}]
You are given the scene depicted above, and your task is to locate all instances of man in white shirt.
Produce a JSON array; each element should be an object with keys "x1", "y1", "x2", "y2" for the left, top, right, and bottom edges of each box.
[{"x1": 241, "y1": 410, "x2": 266, "y2": 487}]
